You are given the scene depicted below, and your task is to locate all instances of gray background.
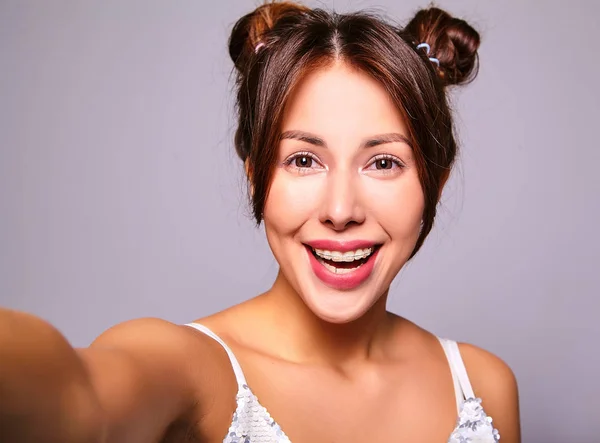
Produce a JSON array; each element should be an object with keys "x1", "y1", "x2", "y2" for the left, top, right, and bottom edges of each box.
[{"x1": 1, "y1": 0, "x2": 598, "y2": 442}]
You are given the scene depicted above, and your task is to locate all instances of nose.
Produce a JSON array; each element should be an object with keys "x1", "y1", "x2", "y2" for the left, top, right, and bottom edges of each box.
[{"x1": 319, "y1": 170, "x2": 366, "y2": 231}]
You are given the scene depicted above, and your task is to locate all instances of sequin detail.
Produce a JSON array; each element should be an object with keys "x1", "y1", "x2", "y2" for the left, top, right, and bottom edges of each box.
[
  {"x1": 223, "y1": 384, "x2": 291, "y2": 443},
  {"x1": 222, "y1": 387, "x2": 499, "y2": 443},
  {"x1": 448, "y1": 397, "x2": 500, "y2": 443}
]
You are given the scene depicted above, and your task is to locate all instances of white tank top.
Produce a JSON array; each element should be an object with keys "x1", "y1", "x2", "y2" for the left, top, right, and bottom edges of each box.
[{"x1": 186, "y1": 323, "x2": 500, "y2": 443}]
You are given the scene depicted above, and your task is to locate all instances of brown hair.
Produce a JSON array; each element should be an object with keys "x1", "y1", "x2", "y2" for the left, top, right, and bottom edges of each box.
[{"x1": 228, "y1": 1, "x2": 480, "y2": 258}]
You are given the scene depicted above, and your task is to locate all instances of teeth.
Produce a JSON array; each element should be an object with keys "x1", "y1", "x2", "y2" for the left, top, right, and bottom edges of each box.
[
  {"x1": 321, "y1": 260, "x2": 361, "y2": 274},
  {"x1": 313, "y1": 247, "x2": 373, "y2": 262}
]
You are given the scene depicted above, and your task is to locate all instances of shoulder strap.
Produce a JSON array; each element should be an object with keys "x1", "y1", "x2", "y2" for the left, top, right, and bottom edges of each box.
[
  {"x1": 438, "y1": 338, "x2": 477, "y2": 412},
  {"x1": 440, "y1": 338, "x2": 475, "y2": 400},
  {"x1": 185, "y1": 322, "x2": 247, "y2": 387},
  {"x1": 437, "y1": 337, "x2": 464, "y2": 412}
]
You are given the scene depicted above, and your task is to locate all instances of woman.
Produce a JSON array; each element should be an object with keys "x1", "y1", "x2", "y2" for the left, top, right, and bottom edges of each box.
[{"x1": 0, "y1": 2, "x2": 520, "y2": 442}]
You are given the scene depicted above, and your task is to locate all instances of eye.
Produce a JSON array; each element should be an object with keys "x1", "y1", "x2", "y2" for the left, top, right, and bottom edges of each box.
[
  {"x1": 375, "y1": 158, "x2": 393, "y2": 170},
  {"x1": 365, "y1": 154, "x2": 405, "y2": 173},
  {"x1": 283, "y1": 151, "x2": 324, "y2": 173},
  {"x1": 295, "y1": 155, "x2": 313, "y2": 168}
]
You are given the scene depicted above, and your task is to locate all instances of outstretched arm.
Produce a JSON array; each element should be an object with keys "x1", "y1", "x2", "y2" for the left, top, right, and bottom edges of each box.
[
  {"x1": 0, "y1": 308, "x2": 203, "y2": 443},
  {"x1": 0, "y1": 308, "x2": 105, "y2": 443}
]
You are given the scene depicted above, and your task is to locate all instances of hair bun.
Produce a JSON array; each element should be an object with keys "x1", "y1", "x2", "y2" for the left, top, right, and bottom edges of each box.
[
  {"x1": 228, "y1": 1, "x2": 310, "y2": 71},
  {"x1": 405, "y1": 7, "x2": 480, "y2": 86}
]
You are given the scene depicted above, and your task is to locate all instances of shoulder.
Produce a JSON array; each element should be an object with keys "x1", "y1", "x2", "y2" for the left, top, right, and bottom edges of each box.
[
  {"x1": 458, "y1": 342, "x2": 521, "y2": 443},
  {"x1": 92, "y1": 317, "x2": 242, "y2": 361},
  {"x1": 92, "y1": 317, "x2": 186, "y2": 346},
  {"x1": 89, "y1": 317, "x2": 223, "y2": 371},
  {"x1": 90, "y1": 317, "x2": 237, "y2": 387},
  {"x1": 457, "y1": 343, "x2": 517, "y2": 395},
  {"x1": 88, "y1": 318, "x2": 238, "y2": 419},
  {"x1": 91, "y1": 317, "x2": 211, "y2": 354}
]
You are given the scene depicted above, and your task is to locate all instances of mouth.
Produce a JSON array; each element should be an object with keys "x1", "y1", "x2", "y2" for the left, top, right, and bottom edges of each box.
[
  {"x1": 309, "y1": 246, "x2": 378, "y2": 274},
  {"x1": 303, "y1": 242, "x2": 382, "y2": 290}
]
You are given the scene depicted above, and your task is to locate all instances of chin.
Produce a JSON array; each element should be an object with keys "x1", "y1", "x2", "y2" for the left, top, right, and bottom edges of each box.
[{"x1": 298, "y1": 281, "x2": 384, "y2": 324}]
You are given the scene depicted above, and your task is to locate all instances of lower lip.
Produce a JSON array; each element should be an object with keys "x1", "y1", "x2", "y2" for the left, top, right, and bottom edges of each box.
[{"x1": 306, "y1": 246, "x2": 380, "y2": 290}]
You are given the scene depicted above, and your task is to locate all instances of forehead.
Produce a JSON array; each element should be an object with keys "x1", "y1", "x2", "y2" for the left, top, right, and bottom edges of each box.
[{"x1": 281, "y1": 61, "x2": 408, "y2": 138}]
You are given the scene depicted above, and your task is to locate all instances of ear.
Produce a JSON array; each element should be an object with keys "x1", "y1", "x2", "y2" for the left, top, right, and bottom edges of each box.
[{"x1": 245, "y1": 159, "x2": 255, "y2": 198}]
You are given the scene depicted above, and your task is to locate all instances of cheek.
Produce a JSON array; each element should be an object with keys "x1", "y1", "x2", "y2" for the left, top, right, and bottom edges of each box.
[
  {"x1": 263, "y1": 170, "x2": 323, "y2": 234},
  {"x1": 362, "y1": 174, "x2": 425, "y2": 236}
]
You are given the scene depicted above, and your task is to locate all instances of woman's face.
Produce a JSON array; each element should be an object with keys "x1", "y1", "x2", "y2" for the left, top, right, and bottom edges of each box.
[{"x1": 263, "y1": 62, "x2": 425, "y2": 323}]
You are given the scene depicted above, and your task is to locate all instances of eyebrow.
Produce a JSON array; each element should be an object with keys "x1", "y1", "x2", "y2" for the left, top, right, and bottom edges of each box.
[{"x1": 280, "y1": 130, "x2": 412, "y2": 150}]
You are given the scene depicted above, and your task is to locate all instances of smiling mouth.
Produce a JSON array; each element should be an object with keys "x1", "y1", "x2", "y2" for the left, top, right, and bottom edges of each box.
[{"x1": 309, "y1": 246, "x2": 379, "y2": 274}]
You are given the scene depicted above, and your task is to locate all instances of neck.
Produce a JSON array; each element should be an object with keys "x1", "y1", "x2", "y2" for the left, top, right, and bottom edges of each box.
[{"x1": 257, "y1": 270, "x2": 394, "y2": 367}]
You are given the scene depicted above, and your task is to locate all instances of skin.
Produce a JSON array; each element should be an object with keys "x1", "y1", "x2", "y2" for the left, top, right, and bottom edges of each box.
[{"x1": 0, "y1": 61, "x2": 520, "y2": 443}]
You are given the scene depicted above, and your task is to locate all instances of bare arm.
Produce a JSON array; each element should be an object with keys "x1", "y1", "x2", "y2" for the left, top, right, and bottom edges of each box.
[
  {"x1": 459, "y1": 343, "x2": 521, "y2": 443},
  {"x1": 0, "y1": 308, "x2": 206, "y2": 443},
  {"x1": 81, "y1": 318, "x2": 203, "y2": 442},
  {"x1": 0, "y1": 308, "x2": 104, "y2": 443}
]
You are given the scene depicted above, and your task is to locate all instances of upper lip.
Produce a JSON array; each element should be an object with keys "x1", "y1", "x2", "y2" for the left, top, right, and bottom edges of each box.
[{"x1": 304, "y1": 239, "x2": 379, "y2": 252}]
